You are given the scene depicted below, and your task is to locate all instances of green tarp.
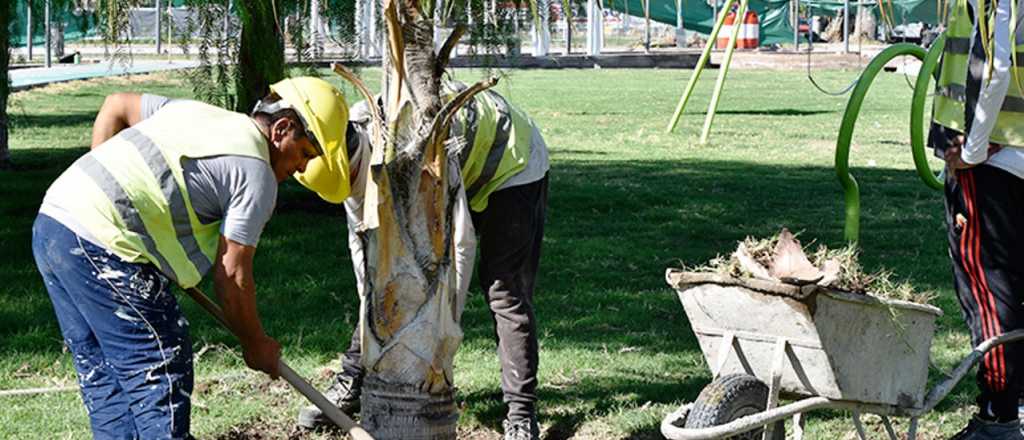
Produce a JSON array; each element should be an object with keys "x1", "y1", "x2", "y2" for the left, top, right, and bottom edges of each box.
[{"x1": 603, "y1": 0, "x2": 942, "y2": 45}]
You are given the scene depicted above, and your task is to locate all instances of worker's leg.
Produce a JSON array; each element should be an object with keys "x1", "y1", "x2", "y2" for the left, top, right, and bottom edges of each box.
[
  {"x1": 945, "y1": 165, "x2": 1024, "y2": 422},
  {"x1": 32, "y1": 214, "x2": 194, "y2": 439},
  {"x1": 32, "y1": 214, "x2": 137, "y2": 439},
  {"x1": 471, "y1": 175, "x2": 548, "y2": 422},
  {"x1": 340, "y1": 329, "x2": 364, "y2": 379}
]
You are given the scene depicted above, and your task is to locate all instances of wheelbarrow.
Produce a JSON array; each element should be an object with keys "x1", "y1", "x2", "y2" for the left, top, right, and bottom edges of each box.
[{"x1": 661, "y1": 269, "x2": 1024, "y2": 440}]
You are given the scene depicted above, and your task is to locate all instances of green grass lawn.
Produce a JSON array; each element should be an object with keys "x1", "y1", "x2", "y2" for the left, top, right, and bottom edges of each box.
[{"x1": 1, "y1": 66, "x2": 978, "y2": 439}]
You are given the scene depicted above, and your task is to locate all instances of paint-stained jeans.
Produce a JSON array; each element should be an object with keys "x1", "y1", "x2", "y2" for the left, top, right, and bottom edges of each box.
[{"x1": 32, "y1": 214, "x2": 194, "y2": 440}]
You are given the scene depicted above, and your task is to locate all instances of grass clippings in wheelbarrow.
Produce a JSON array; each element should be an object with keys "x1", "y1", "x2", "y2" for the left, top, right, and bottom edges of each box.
[{"x1": 688, "y1": 228, "x2": 936, "y2": 305}]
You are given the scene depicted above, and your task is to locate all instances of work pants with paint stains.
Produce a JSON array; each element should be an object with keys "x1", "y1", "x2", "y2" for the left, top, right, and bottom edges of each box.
[
  {"x1": 944, "y1": 165, "x2": 1024, "y2": 422},
  {"x1": 341, "y1": 175, "x2": 549, "y2": 421},
  {"x1": 32, "y1": 214, "x2": 194, "y2": 440}
]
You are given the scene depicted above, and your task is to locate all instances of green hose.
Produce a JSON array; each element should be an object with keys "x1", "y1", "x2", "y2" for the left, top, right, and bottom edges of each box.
[
  {"x1": 835, "y1": 42, "x2": 940, "y2": 243},
  {"x1": 910, "y1": 34, "x2": 947, "y2": 191}
]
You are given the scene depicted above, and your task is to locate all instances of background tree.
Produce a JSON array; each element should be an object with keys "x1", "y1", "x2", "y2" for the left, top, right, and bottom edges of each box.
[{"x1": 1, "y1": 0, "x2": 15, "y2": 170}]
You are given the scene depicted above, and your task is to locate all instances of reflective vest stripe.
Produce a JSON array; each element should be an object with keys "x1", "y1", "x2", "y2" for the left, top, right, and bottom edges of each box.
[
  {"x1": 456, "y1": 100, "x2": 480, "y2": 169},
  {"x1": 946, "y1": 36, "x2": 971, "y2": 54},
  {"x1": 938, "y1": 83, "x2": 968, "y2": 100},
  {"x1": 76, "y1": 154, "x2": 178, "y2": 280},
  {"x1": 465, "y1": 92, "x2": 513, "y2": 202},
  {"x1": 933, "y1": 0, "x2": 1024, "y2": 147},
  {"x1": 121, "y1": 128, "x2": 212, "y2": 277}
]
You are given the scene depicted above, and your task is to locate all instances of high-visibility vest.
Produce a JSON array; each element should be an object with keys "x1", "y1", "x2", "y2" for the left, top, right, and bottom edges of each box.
[
  {"x1": 44, "y1": 101, "x2": 270, "y2": 288},
  {"x1": 932, "y1": 0, "x2": 1024, "y2": 147},
  {"x1": 446, "y1": 85, "x2": 534, "y2": 212}
]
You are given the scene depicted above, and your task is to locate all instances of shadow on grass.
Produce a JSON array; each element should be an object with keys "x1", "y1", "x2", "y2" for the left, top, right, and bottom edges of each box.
[
  {"x1": 0, "y1": 147, "x2": 959, "y2": 438},
  {"x1": 9, "y1": 112, "x2": 99, "y2": 129}
]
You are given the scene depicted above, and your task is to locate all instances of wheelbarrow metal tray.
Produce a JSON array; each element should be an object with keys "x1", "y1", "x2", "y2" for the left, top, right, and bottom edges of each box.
[{"x1": 667, "y1": 270, "x2": 943, "y2": 409}]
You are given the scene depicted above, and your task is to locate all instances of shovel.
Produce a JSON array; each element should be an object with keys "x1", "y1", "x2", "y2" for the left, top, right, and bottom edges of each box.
[{"x1": 183, "y1": 287, "x2": 374, "y2": 440}]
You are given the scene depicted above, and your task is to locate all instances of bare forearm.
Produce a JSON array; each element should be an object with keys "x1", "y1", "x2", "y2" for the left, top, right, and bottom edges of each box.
[
  {"x1": 214, "y1": 271, "x2": 266, "y2": 345},
  {"x1": 91, "y1": 93, "x2": 143, "y2": 148}
]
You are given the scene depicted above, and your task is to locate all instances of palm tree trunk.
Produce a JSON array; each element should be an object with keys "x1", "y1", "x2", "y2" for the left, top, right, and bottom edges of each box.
[{"x1": 351, "y1": 2, "x2": 481, "y2": 438}]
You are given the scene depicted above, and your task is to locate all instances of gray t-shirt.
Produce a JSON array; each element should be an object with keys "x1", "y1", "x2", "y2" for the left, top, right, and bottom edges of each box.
[
  {"x1": 41, "y1": 95, "x2": 276, "y2": 250},
  {"x1": 141, "y1": 94, "x2": 277, "y2": 247}
]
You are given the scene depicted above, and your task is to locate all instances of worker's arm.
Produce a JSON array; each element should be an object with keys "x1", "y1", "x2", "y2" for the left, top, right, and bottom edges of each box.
[
  {"x1": 954, "y1": 0, "x2": 1013, "y2": 169},
  {"x1": 345, "y1": 197, "x2": 370, "y2": 296},
  {"x1": 91, "y1": 93, "x2": 144, "y2": 148},
  {"x1": 213, "y1": 236, "x2": 281, "y2": 379},
  {"x1": 451, "y1": 184, "x2": 477, "y2": 317}
]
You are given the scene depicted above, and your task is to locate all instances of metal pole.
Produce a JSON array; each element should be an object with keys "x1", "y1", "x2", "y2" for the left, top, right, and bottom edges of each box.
[
  {"x1": 434, "y1": 0, "x2": 443, "y2": 53},
  {"x1": 310, "y1": 0, "x2": 322, "y2": 58},
  {"x1": 699, "y1": 0, "x2": 748, "y2": 144},
  {"x1": 224, "y1": 0, "x2": 232, "y2": 38},
  {"x1": 532, "y1": 0, "x2": 551, "y2": 56},
  {"x1": 155, "y1": 0, "x2": 162, "y2": 55},
  {"x1": 843, "y1": 0, "x2": 849, "y2": 53},
  {"x1": 564, "y1": 4, "x2": 572, "y2": 55},
  {"x1": 676, "y1": 0, "x2": 684, "y2": 46},
  {"x1": 712, "y1": 0, "x2": 718, "y2": 34},
  {"x1": 587, "y1": 0, "x2": 602, "y2": 55},
  {"x1": 666, "y1": 0, "x2": 737, "y2": 132},
  {"x1": 793, "y1": 0, "x2": 799, "y2": 50},
  {"x1": 27, "y1": 1, "x2": 33, "y2": 61},
  {"x1": 44, "y1": 0, "x2": 51, "y2": 68},
  {"x1": 644, "y1": 0, "x2": 652, "y2": 53}
]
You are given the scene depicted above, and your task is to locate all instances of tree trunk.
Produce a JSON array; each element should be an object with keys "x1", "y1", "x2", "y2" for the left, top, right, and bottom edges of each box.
[
  {"x1": 234, "y1": 0, "x2": 285, "y2": 113},
  {"x1": 349, "y1": 1, "x2": 477, "y2": 438},
  {"x1": 0, "y1": 0, "x2": 13, "y2": 170}
]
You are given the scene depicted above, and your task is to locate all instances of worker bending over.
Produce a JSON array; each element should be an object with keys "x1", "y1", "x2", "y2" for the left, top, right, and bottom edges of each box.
[
  {"x1": 929, "y1": 0, "x2": 1024, "y2": 437},
  {"x1": 293, "y1": 82, "x2": 550, "y2": 440},
  {"x1": 34, "y1": 78, "x2": 348, "y2": 439}
]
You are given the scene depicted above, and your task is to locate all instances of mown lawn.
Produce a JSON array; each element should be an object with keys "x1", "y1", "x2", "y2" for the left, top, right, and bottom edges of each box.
[{"x1": 1, "y1": 66, "x2": 977, "y2": 439}]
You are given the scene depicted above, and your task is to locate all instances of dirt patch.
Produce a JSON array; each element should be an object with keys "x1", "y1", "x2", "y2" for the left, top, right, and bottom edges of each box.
[{"x1": 215, "y1": 419, "x2": 306, "y2": 440}]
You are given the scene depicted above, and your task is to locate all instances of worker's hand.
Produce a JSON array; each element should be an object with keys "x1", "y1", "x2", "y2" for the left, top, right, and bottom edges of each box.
[
  {"x1": 241, "y1": 334, "x2": 282, "y2": 380},
  {"x1": 944, "y1": 136, "x2": 1002, "y2": 172}
]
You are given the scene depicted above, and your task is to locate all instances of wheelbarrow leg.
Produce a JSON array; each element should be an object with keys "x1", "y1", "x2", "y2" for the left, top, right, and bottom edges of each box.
[
  {"x1": 880, "y1": 416, "x2": 898, "y2": 440},
  {"x1": 793, "y1": 413, "x2": 806, "y2": 440},
  {"x1": 852, "y1": 410, "x2": 868, "y2": 440},
  {"x1": 763, "y1": 338, "x2": 788, "y2": 440},
  {"x1": 908, "y1": 417, "x2": 919, "y2": 440}
]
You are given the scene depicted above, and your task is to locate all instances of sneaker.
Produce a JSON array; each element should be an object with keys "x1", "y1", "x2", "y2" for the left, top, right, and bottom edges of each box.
[
  {"x1": 296, "y1": 373, "x2": 362, "y2": 430},
  {"x1": 951, "y1": 415, "x2": 1024, "y2": 440},
  {"x1": 502, "y1": 416, "x2": 539, "y2": 440}
]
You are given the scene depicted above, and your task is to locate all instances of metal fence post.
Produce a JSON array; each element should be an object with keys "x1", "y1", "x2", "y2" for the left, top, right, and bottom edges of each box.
[
  {"x1": 44, "y1": 0, "x2": 52, "y2": 68},
  {"x1": 156, "y1": 0, "x2": 162, "y2": 54}
]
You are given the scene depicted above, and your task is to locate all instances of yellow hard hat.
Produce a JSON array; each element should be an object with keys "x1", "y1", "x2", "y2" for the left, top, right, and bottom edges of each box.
[{"x1": 269, "y1": 76, "x2": 351, "y2": 204}]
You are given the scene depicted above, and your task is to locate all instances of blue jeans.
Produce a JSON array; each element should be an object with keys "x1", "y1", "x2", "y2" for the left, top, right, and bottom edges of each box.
[{"x1": 32, "y1": 214, "x2": 194, "y2": 440}]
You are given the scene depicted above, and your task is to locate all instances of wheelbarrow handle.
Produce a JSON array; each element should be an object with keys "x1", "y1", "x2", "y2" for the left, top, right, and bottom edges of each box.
[{"x1": 183, "y1": 287, "x2": 374, "y2": 440}]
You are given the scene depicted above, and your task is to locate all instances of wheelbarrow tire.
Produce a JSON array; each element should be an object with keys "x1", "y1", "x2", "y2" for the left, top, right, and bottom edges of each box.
[{"x1": 684, "y1": 373, "x2": 769, "y2": 439}]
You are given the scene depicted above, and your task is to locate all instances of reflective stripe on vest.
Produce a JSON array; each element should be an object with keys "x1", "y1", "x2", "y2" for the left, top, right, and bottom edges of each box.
[
  {"x1": 451, "y1": 89, "x2": 533, "y2": 212},
  {"x1": 933, "y1": 0, "x2": 1024, "y2": 146},
  {"x1": 46, "y1": 101, "x2": 269, "y2": 288}
]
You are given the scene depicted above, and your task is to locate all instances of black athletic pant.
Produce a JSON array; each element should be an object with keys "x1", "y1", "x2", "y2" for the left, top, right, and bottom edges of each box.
[
  {"x1": 945, "y1": 164, "x2": 1024, "y2": 421},
  {"x1": 341, "y1": 175, "x2": 549, "y2": 421}
]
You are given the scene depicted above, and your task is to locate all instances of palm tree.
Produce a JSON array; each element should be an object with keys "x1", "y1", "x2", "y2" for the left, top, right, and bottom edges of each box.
[{"x1": 102, "y1": 1, "x2": 547, "y2": 437}]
